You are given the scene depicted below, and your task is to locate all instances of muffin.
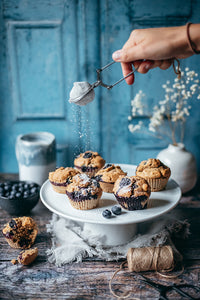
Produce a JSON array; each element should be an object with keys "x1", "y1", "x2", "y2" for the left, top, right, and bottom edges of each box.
[
  {"x1": 66, "y1": 173, "x2": 102, "y2": 210},
  {"x1": 49, "y1": 167, "x2": 79, "y2": 193},
  {"x1": 2, "y1": 217, "x2": 38, "y2": 249},
  {"x1": 18, "y1": 247, "x2": 38, "y2": 265},
  {"x1": 113, "y1": 176, "x2": 151, "y2": 210},
  {"x1": 136, "y1": 158, "x2": 171, "y2": 191},
  {"x1": 95, "y1": 164, "x2": 127, "y2": 193},
  {"x1": 74, "y1": 151, "x2": 105, "y2": 177}
]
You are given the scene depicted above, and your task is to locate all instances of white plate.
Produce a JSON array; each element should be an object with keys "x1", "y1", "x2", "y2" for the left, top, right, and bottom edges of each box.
[{"x1": 40, "y1": 164, "x2": 181, "y2": 226}]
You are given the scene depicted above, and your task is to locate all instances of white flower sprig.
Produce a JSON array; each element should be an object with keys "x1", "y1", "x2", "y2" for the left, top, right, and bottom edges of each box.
[{"x1": 128, "y1": 67, "x2": 200, "y2": 145}]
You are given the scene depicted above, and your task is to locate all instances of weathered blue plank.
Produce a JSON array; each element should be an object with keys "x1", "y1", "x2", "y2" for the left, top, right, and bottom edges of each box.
[{"x1": 0, "y1": 0, "x2": 200, "y2": 189}]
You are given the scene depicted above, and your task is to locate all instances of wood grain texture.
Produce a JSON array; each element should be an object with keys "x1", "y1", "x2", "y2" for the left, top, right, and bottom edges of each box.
[{"x1": 0, "y1": 173, "x2": 200, "y2": 299}]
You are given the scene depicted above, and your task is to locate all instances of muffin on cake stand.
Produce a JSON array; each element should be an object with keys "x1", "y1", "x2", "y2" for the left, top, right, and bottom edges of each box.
[{"x1": 40, "y1": 164, "x2": 181, "y2": 246}]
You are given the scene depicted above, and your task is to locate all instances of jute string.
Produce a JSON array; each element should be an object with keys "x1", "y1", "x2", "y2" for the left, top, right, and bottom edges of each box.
[{"x1": 109, "y1": 245, "x2": 184, "y2": 299}]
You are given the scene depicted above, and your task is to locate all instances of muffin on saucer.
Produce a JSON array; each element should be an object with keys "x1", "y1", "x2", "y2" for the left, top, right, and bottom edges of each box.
[
  {"x1": 136, "y1": 158, "x2": 171, "y2": 192},
  {"x1": 66, "y1": 173, "x2": 102, "y2": 210},
  {"x1": 2, "y1": 217, "x2": 38, "y2": 249},
  {"x1": 95, "y1": 164, "x2": 127, "y2": 193},
  {"x1": 113, "y1": 176, "x2": 151, "y2": 211},
  {"x1": 49, "y1": 167, "x2": 79, "y2": 194},
  {"x1": 74, "y1": 151, "x2": 105, "y2": 177}
]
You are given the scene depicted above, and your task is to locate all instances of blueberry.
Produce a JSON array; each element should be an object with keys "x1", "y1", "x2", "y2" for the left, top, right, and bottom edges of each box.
[
  {"x1": 111, "y1": 206, "x2": 122, "y2": 215},
  {"x1": 83, "y1": 152, "x2": 92, "y2": 158},
  {"x1": 30, "y1": 187, "x2": 37, "y2": 194},
  {"x1": 12, "y1": 184, "x2": 18, "y2": 191},
  {"x1": 23, "y1": 191, "x2": 30, "y2": 198},
  {"x1": 18, "y1": 187, "x2": 24, "y2": 192},
  {"x1": 0, "y1": 187, "x2": 4, "y2": 193},
  {"x1": 9, "y1": 219, "x2": 17, "y2": 229},
  {"x1": 66, "y1": 177, "x2": 73, "y2": 185},
  {"x1": 92, "y1": 179, "x2": 100, "y2": 188},
  {"x1": 15, "y1": 192, "x2": 22, "y2": 198},
  {"x1": 24, "y1": 183, "x2": 29, "y2": 189},
  {"x1": 29, "y1": 183, "x2": 36, "y2": 188},
  {"x1": 119, "y1": 177, "x2": 131, "y2": 187},
  {"x1": 132, "y1": 183, "x2": 138, "y2": 189},
  {"x1": 94, "y1": 175, "x2": 102, "y2": 182},
  {"x1": 102, "y1": 209, "x2": 112, "y2": 219},
  {"x1": 81, "y1": 166, "x2": 87, "y2": 172},
  {"x1": 8, "y1": 195, "x2": 15, "y2": 200},
  {"x1": 4, "y1": 185, "x2": 11, "y2": 192},
  {"x1": 103, "y1": 163, "x2": 112, "y2": 169}
]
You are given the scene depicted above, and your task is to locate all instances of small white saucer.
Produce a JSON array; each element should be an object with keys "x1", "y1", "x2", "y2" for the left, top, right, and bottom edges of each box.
[{"x1": 40, "y1": 164, "x2": 181, "y2": 246}]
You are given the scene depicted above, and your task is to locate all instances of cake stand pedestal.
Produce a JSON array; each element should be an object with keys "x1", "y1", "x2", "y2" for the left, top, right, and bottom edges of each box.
[{"x1": 83, "y1": 222, "x2": 137, "y2": 246}]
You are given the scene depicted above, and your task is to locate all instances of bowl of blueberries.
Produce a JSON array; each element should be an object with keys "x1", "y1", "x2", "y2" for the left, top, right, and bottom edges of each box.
[{"x1": 0, "y1": 181, "x2": 40, "y2": 215}]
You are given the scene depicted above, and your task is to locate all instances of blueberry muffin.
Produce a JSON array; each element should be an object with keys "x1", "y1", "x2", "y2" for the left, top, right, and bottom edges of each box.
[
  {"x1": 95, "y1": 164, "x2": 127, "y2": 193},
  {"x1": 18, "y1": 247, "x2": 38, "y2": 265},
  {"x1": 136, "y1": 158, "x2": 171, "y2": 191},
  {"x1": 49, "y1": 167, "x2": 79, "y2": 194},
  {"x1": 113, "y1": 176, "x2": 151, "y2": 210},
  {"x1": 2, "y1": 217, "x2": 38, "y2": 249},
  {"x1": 66, "y1": 173, "x2": 102, "y2": 210},
  {"x1": 74, "y1": 151, "x2": 105, "y2": 177}
]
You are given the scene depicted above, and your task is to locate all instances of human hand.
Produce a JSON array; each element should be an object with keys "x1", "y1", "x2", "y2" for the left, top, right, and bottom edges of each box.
[{"x1": 112, "y1": 25, "x2": 193, "y2": 84}]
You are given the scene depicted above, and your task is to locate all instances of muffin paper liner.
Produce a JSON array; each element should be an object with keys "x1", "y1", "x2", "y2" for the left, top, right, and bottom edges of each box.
[
  {"x1": 145, "y1": 178, "x2": 169, "y2": 192},
  {"x1": 68, "y1": 198, "x2": 99, "y2": 210}
]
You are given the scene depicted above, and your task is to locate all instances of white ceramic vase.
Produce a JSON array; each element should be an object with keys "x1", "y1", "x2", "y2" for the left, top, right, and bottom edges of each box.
[{"x1": 157, "y1": 143, "x2": 197, "y2": 194}]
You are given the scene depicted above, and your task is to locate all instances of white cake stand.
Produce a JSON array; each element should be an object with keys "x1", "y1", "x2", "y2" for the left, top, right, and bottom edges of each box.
[{"x1": 40, "y1": 164, "x2": 181, "y2": 246}]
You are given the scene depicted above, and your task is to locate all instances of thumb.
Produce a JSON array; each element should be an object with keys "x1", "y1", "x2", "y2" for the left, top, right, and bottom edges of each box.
[{"x1": 112, "y1": 46, "x2": 144, "y2": 62}]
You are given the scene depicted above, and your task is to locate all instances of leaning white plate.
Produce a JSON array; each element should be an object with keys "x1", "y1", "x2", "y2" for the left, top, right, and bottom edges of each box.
[{"x1": 40, "y1": 164, "x2": 181, "y2": 246}]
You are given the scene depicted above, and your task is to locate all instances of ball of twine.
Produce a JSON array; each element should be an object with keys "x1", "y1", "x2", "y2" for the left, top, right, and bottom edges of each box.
[
  {"x1": 127, "y1": 245, "x2": 174, "y2": 272},
  {"x1": 109, "y1": 245, "x2": 184, "y2": 299}
]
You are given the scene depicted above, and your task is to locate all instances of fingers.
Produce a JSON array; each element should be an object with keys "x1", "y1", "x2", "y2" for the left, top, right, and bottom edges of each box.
[
  {"x1": 159, "y1": 59, "x2": 173, "y2": 70},
  {"x1": 112, "y1": 46, "x2": 143, "y2": 62},
  {"x1": 121, "y1": 62, "x2": 135, "y2": 85},
  {"x1": 118, "y1": 58, "x2": 173, "y2": 85},
  {"x1": 133, "y1": 59, "x2": 173, "y2": 73}
]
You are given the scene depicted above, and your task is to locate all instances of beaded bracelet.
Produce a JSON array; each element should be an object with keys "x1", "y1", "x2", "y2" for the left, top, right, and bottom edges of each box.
[{"x1": 186, "y1": 22, "x2": 200, "y2": 54}]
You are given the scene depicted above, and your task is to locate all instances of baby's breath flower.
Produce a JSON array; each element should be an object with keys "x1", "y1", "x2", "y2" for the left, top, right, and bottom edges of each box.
[{"x1": 128, "y1": 67, "x2": 200, "y2": 144}]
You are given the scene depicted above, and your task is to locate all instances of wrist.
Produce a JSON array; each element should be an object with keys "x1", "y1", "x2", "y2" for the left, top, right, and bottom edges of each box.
[
  {"x1": 188, "y1": 23, "x2": 200, "y2": 53},
  {"x1": 170, "y1": 25, "x2": 193, "y2": 58}
]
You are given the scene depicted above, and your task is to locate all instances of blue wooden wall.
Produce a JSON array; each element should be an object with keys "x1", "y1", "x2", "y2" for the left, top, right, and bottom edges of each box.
[{"x1": 0, "y1": 0, "x2": 200, "y2": 186}]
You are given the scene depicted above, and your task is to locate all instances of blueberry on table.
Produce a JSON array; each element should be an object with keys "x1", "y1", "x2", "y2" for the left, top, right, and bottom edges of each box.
[
  {"x1": 102, "y1": 209, "x2": 112, "y2": 219},
  {"x1": 111, "y1": 206, "x2": 122, "y2": 215}
]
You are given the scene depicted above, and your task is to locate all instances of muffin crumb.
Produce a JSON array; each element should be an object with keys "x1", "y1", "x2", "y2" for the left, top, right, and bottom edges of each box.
[
  {"x1": 18, "y1": 247, "x2": 38, "y2": 265},
  {"x1": 11, "y1": 259, "x2": 18, "y2": 265}
]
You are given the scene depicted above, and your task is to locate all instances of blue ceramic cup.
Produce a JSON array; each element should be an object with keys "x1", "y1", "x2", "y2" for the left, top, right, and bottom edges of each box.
[{"x1": 15, "y1": 132, "x2": 56, "y2": 186}]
